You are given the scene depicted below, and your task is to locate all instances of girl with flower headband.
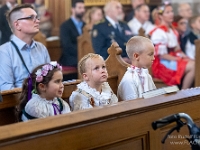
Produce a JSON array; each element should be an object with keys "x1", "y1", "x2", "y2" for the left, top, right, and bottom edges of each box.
[
  {"x1": 149, "y1": 2, "x2": 194, "y2": 89},
  {"x1": 69, "y1": 53, "x2": 118, "y2": 111},
  {"x1": 16, "y1": 61, "x2": 71, "y2": 121}
]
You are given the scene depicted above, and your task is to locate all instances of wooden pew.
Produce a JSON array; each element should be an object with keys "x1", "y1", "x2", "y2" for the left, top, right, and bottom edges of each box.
[
  {"x1": 0, "y1": 42, "x2": 128, "y2": 125},
  {"x1": 0, "y1": 88, "x2": 200, "y2": 149},
  {"x1": 77, "y1": 26, "x2": 94, "y2": 62},
  {"x1": 46, "y1": 38, "x2": 61, "y2": 61},
  {"x1": 195, "y1": 40, "x2": 200, "y2": 87},
  {"x1": 0, "y1": 88, "x2": 21, "y2": 125},
  {"x1": 34, "y1": 32, "x2": 47, "y2": 46}
]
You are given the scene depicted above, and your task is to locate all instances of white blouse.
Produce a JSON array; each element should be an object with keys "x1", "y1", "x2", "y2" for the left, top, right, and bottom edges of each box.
[
  {"x1": 69, "y1": 81, "x2": 118, "y2": 111},
  {"x1": 185, "y1": 39, "x2": 195, "y2": 60},
  {"x1": 22, "y1": 94, "x2": 71, "y2": 121},
  {"x1": 118, "y1": 67, "x2": 156, "y2": 101},
  {"x1": 151, "y1": 28, "x2": 179, "y2": 55}
]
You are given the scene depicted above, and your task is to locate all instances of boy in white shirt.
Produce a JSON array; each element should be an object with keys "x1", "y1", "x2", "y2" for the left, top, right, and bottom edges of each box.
[{"x1": 118, "y1": 36, "x2": 156, "y2": 101}]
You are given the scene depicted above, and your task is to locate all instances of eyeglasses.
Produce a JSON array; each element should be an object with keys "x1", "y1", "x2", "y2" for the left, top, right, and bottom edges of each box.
[
  {"x1": 179, "y1": 21, "x2": 188, "y2": 25},
  {"x1": 17, "y1": 15, "x2": 40, "y2": 22}
]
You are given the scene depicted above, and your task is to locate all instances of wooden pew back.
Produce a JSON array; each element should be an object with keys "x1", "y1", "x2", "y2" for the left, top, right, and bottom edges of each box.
[
  {"x1": 105, "y1": 42, "x2": 130, "y2": 87},
  {"x1": 77, "y1": 26, "x2": 94, "y2": 62},
  {"x1": 46, "y1": 38, "x2": 61, "y2": 61},
  {"x1": 0, "y1": 88, "x2": 200, "y2": 149},
  {"x1": 195, "y1": 40, "x2": 200, "y2": 87},
  {"x1": 0, "y1": 88, "x2": 21, "y2": 125}
]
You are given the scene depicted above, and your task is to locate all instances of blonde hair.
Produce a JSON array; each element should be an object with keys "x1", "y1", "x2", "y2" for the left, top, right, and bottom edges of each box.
[
  {"x1": 83, "y1": 7, "x2": 102, "y2": 24},
  {"x1": 78, "y1": 53, "x2": 104, "y2": 75},
  {"x1": 126, "y1": 36, "x2": 153, "y2": 60}
]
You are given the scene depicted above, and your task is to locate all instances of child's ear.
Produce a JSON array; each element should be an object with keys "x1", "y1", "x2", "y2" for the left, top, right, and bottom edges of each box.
[
  {"x1": 38, "y1": 83, "x2": 46, "y2": 92},
  {"x1": 133, "y1": 53, "x2": 139, "y2": 60},
  {"x1": 82, "y1": 73, "x2": 89, "y2": 81}
]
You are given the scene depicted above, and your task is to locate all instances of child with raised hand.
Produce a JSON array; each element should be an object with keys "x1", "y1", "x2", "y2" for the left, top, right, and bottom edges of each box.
[
  {"x1": 69, "y1": 53, "x2": 118, "y2": 111},
  {"x1": 17, "y1": 61, "x2": 71, "y2": 121},
  {"x1": 118, "y1": 36, "x2": 156, "y2": 101}
]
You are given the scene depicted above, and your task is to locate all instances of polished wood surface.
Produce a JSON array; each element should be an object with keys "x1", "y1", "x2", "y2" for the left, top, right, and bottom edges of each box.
[
  {"x1": 46, "y1": 39, "x2": 61, "y2": 61},
  {"x1": 0, "y1": 88, "x2": 200, "y2": 149},
  {"x1": 195, "y1": 40, "x2": 200, "y2": 87},
  {"x1": 77, "y1": 26, "x2": 94, "y2": 62}
]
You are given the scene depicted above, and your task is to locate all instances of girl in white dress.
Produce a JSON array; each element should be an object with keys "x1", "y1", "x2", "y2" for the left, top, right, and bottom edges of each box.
[
  {"x1": 17, "y1": 61, "x2": 71, "y2": 121},
  {"x1": 69, "y1": 53, "x2": 118, "y2": 111}
]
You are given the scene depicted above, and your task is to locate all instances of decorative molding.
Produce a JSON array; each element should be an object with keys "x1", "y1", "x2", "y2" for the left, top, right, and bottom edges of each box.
[
  {"x1": 84, "y1": 0, "x2": 131, "y2": 6},
  {"x1": 17, "y1": 0, "x2": 21, "y2": 4}
]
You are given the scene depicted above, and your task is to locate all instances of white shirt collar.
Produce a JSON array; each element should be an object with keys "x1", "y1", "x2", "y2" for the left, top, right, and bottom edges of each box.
[{"x1": 106, "y1": 16, "x2": 118, "y2": 28}]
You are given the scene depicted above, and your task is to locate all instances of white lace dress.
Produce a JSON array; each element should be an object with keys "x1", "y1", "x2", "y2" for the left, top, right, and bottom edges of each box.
[
  {"x1": 118, "y1": 67, "x2": 156, "y2": 101},
  {"x1": 21, "y1": 93, "x2": 71, "y2": 121},
  {"x1": 69, "y1": 82, "x2": 118, "y2": 111}
]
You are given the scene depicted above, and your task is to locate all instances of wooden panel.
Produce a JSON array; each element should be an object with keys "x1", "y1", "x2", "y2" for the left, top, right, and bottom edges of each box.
[
  {"x1": 47, "y1": 0, "x2": 71, "y2": 36},
  {"x1": 46, "y1": 39, "x2": 61, "y2": 61},
  {"x1": 195, "y1": 40, "x2": 200, "y2": 87},
  {"x1": 0, "y1": 88, "x2": 200, "y2": 149},
  {"x1": 85, "y1": 0, "x2": 131, "y2": 6}
]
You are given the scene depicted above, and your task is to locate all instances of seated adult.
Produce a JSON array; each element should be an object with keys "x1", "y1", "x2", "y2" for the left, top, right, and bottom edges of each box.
[
  {"x1": 92, "y1": 0, "x2": 133, "y2": 62},
  {"x1": 59, "y1": 0, "x2": 85, "y2": 80},
  {"x1": 150, "y1": 2, "x2": 194, "y2": 89},
  {"x1": 128, "y1": 4, "x2": 155, "y2": 36},
  {"x1": 173, "y1": 15, "x2": 188, "y2": 53},
  {"x1": 0, "y1": 4, "x2": 50, "y2": 91},
  {"x1": 125, "y1": 0, "x2": 145, "y2": 22},
  {"x1": 0, "y1": 0, "x2": 17, "y2": 45},
  {"x1": 177, "y1": 3, "x2": 193, "y2": 36},
  {"x1": 83, "y1": 6, "x2": 103, "y2": 31}
]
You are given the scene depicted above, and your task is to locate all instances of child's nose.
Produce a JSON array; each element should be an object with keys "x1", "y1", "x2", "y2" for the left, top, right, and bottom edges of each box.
[{"x1": 60, "y1": 82, "x2": 64, "y2": 88}]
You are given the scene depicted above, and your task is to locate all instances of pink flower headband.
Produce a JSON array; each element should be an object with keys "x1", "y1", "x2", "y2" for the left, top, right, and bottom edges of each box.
[{"x1": 35, "y1": 61, "x2": 62, "y2": 82}]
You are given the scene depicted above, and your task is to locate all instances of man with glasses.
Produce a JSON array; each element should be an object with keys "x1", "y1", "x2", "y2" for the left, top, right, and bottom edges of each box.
[{"x1": 0, "y1": 4, "x2": 50, "y2": 91}]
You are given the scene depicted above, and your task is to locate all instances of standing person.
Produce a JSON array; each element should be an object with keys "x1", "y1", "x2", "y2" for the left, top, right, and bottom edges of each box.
[
  {"x1": 69, "y1": 53, "x2": 118, "y2": 111},
  {"x1": 0, "y1": 4, "x2": 50, "y2": 91},
  {"x1": 150, "y1": 2, "x2": 195, "y2": 89},
  {"x1": 92, "y1": 0, "x2": 133, "y2": 62},
  {"x1": 128, "y1": 4, "x2": 155, "y2": 36},
  {"x1": 0, "y1": 0, "x2": 17, "y2": 45},
  {"x1": 83, "y1": 7, "x2": 103, "y2": 31},
  {"x1": 125, "y1": 0, "x2": 145, "y2": 22},
  {"x1": 118, "y1": 36, "x2": 156, "y2": 101},
  {"x1": 17, "y1": 62, "x2": 71, "y2": 121},
  {"x1": 59, "y1": 0, "x2": 85, "y2": 80}
]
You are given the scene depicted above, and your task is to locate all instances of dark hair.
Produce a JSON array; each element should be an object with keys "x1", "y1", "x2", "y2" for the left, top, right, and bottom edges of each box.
[
  {"x1": 71, "y1": 0, "x2": 84, "y2": 8},
  {"x1": 16, "y1": 63, "x2": 62, "y2": 122},
  {"x1": 157, "y1": 1, "x2": 172, "y2": 15},
  {"x1": 135, "y1": 4, "x2": 148, "y2": 11},
  {"x1": 173, "y1": 15, "x2": 184, "y2": 23},
  {"x1": 6, "y1": 4, "x2": 34, "y2": 28}
]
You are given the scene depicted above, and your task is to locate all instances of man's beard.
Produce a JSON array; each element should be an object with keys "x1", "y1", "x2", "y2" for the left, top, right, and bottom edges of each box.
[{"x1": 75, "y1": 13, "x2": 84, "y2": 20}]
